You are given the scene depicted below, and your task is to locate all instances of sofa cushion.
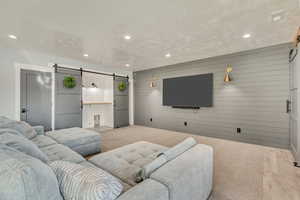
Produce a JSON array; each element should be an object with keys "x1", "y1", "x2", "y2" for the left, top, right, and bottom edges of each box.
[
  {"x1": 46, "y1": 127, "x2": 101, "y2": 156},
  {"x1": 0, "y1": 133, "x2": 49, "y2": 163},
  {"x1": 89, "y1": 141, "x2": 168, "y2": 186},
  {"x1": 50, "y1": 161, "x2": 123, "y2": 200},
  {"x1": 135, "y1": 137, "x2": 197, "y2": 182},
  {"x1": 150, "y1": 144, "x2": 213, "y2": 200},
  {"x1": 31, "y1": 135, "x2": 57, "y2": 148},
  {"x1": 0, "y1": 118, "x2": 37, "y2": 139},
  {"x1": 0, "y1": 144, "x2": 63, "y2": 200},
  {"x1": 46, "y1": 127, "x2": 100, "y2": 148},
  {"x1": 40, "y1": 144, "x2": 85, "y2": 164}
]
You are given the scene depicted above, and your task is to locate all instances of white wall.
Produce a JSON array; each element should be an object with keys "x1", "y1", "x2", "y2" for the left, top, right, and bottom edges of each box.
[
  {"x1": 82, "y1": 73, "x2": 114, "y2": 128},
  {"x1": 0, "y1": 47, "x2": 134, "y2": 124}
]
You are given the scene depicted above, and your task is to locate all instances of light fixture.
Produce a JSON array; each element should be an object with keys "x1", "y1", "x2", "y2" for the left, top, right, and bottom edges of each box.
[
  {"x1": 124, "y1": 35, "x2": 131, "y2": 40},
  {"x1": 150, "y1": 81, "x2": 156, "y2": 88},
  {"x1": 272, "y1": 10, "x2": 285, "y2": 22},
  {"x1": 165, "y1": 53, "x2": 171, "y2": 58},
  {"x1": 83, "y1": 54, "x2": 89, "y2": 57},
  {"x1": 8, "y1": 34, "x2": 17, "y2": 40},
  {"x1": 149, "y1": 75, "x2": 158, "y2": 88},
  {"x1": 125, "y1": 64, "x2": 130, "y2": 67},
  {"x1": 243, "y1": 34, "x2": 251, "y2": 39},
  {"x1": 272, "y1": 15, "x2": 282, "y2": 22},
  {"x1": 91, "y1": 83, "x2": 98, "y2": 88},
  {"x1": 224, "y1": 65, "x2": 233, "y2": 82}
]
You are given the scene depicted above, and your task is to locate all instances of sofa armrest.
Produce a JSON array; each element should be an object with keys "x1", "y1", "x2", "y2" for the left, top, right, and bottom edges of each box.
[
  {"x1": 117, "y1": 179, "x2": 168, "y2": 200},
  {"x1": 33, "y1": 126, "x2": 45, "y2": 135},
  {"x1": 150, "y1": 144, "x2": 213, "y2": 200}
]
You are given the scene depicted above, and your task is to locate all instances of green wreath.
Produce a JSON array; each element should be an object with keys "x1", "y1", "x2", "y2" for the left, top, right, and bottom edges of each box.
[
  {"x1": 63, "y1": 76, "x2": 77, "y2": 88},
  {"x1": 118, "y1": 81, "x2": 127, "y2": 91}
]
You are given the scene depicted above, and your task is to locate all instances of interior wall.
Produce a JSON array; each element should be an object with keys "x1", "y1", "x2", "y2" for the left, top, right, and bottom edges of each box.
[
  {"x1": 82, "y1": 73, "x2": 114, "y2": 128},
  {"x1": 134, "y1": 43, "x2": 291, "y2": 148},
  {"x1": 0, "y1": 47, "x2": 133, "y2": 124}
]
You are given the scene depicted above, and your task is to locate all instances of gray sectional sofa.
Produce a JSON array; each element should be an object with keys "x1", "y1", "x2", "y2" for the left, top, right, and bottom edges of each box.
[{"x1": 0, "y1": 116, "x2": 213, "y2": 200}]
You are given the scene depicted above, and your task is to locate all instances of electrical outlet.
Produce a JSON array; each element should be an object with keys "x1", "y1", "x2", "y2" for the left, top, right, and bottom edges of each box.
[
  {"x1": 150, "y1": 118, "x2": 153, "y2": 122},
  {"x1": 184, "y1": 121, "x2": 188, "y2": 126},
  {"x1": 237, "y1": 128, "x2": 241, "y2": 134}
]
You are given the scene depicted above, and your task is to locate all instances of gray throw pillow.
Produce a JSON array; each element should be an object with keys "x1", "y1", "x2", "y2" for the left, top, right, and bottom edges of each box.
[
  {"x1": 0, "y1": 119, "x2": 37, "y2": 139},
  {"x1": 0, "y1": 144, "x2": 63, "y2": 200},
  {"x1": 0, "y1": 133, "x2": 49, "y2": 163},
  {"x1": 50, "y1": 161, "x2": 123, "y2": 200}
]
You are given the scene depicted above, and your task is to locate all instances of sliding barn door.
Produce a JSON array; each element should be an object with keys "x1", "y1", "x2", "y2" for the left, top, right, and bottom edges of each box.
[
  {"x1": 55, "y1": 68, "x2": 82, "y2": 129},
  {"x1": 113, "y1": 77, "x2": 129, "y2": 128}
]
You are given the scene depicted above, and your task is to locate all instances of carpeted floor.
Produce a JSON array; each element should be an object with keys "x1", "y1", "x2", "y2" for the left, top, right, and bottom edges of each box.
[{"x1": 97, "y1": 125, "x2": 300, "y2": 200}]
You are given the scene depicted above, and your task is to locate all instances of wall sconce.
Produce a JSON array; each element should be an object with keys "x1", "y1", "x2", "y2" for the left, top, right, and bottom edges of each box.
[
  {"x1": 224, "y1": 65, "x2": 233, "y2": 82},
  {"x1": 150, "y1": 81, "x2": 156, "y2": 88},
  {"x1": 149, "y1": 74, "x2": 158, "y2": 88},
  {"x1": 91, "y1": 82, "x2": 98, "y2": 88}
]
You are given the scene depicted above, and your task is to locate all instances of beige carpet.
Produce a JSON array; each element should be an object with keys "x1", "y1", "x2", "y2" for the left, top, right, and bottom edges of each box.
[{"x1": 97, "y1": 125, "x2": 300, "y2": 200}]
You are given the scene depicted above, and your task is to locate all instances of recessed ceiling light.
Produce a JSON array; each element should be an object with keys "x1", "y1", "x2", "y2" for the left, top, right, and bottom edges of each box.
[
  {"x1": 242, "y1": 34, "x2": 251, "y2": 39},
  {"x1": 8, "y1": 34, "x2": 17, "y2": 40},
  {"x1": 165, "y1": 53, "x2": 171, "y2": 58},
  {"x1": 125, "y1": 64, "x2": 130, "y2": 67},
  {"x1": 124, "y1": 35, "x2": 131, "y2": 40},
  {"x1": 83, "y1": 54, "x2": 89, "y2": 57}
]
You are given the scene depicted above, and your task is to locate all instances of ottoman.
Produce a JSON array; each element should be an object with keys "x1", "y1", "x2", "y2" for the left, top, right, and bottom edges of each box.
[
  {"x1": 89, "y1": 141, "x2": 168, "y2": 186},
  {"x1": 46, "y1": 127, "x2": 101, "y2": 156}
]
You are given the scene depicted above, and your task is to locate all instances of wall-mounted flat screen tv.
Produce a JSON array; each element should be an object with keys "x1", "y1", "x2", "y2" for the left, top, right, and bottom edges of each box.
[{"x1": 163, "y1": 73, "x2": 213, "y2": 107}]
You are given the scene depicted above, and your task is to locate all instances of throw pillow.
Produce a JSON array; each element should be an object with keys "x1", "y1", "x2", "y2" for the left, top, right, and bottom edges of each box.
[
  {"x1": 0, "y1": 133, "x2": 49, "y2": 163},
  {"x1": 50, "y1": 161, "x2": 123, "y2": 200}
]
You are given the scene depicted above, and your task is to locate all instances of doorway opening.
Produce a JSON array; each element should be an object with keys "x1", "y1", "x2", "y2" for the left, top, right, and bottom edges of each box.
[
  {"x1": 82, "y1": 72, "x2": 114, "y2": 132},
  {"x1": 15, "y1": 64, "x2": 54, "y2": 131}
]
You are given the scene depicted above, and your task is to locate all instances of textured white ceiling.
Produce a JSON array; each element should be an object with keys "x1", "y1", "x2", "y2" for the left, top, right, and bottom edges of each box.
[{"x1": 0, "y1": 0, "x2": 299, "y2": 72}]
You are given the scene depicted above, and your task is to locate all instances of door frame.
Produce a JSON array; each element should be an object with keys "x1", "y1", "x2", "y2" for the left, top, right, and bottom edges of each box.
[{"x1": 15, "y1": 63, "x2": 55, "y2": 130}]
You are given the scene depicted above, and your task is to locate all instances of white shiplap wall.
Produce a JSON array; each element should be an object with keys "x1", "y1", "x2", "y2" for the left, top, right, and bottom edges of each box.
[{"x1": 134, "y1": 44, "x2": 290, "y2": 148}]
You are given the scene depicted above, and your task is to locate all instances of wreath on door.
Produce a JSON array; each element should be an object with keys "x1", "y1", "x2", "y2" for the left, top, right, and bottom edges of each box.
[
  {"x1": 118, "y1": 81, "x2": 127, "y2": 91},
  {"x1": 63, "y1": 76, "x2": 77, "y2": 88}
]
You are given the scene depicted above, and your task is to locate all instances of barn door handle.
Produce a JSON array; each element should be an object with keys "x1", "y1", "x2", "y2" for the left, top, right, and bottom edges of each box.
[{"x1": 286, "y1": 100, "x2": 291, "y2": 113}]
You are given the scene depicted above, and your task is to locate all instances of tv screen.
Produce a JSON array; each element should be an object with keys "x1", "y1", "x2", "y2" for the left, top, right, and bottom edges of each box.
[{"x1": 163, "y1": 73, "x2": 213, "y2": 107}]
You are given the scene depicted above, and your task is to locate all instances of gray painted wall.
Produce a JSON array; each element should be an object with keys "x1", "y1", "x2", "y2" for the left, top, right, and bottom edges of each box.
[{"x1": 134, "y1": 44, "x2": 290, "y2": 148}]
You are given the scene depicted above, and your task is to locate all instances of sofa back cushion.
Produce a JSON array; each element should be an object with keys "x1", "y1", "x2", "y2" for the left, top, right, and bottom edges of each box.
[
  {"x1": 0, "y1": 144, "x2": 63, "y2": 200},
  {"x1": 0, "y1": 117, "x2": 37, "y2": 139},
  {"x1": 0, "y1": 133, "x2": 49, "y2": 163},
  {"x1": 50, "y1": 161, "x2": 123, "y2": 200}
]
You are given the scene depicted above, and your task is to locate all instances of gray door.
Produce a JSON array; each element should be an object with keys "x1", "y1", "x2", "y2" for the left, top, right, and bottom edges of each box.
[
  {"x1": 114, "y1": 77, "x2": 129, "y2": 128},
  {"x1": 289, "y1": 47, "x2": 299, "y2": 164},
  {"x1": 55, "y1": 68, "x2": 82, "y2": 129},
  {"x1": 20, "y1": 69, "x2": 52, "y2": 131}
]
